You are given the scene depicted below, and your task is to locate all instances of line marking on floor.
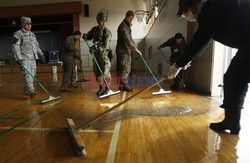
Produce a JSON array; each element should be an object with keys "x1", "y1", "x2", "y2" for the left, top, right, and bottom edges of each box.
[
  {"x1": 0, "y1": 127, "x2": 114, "y2": 133},
  {"x1": 106, "y1": 92, "x2": 126, "y2": 163},
  {"x1": 0, "y1": 93, "x2": 78, "y2": 138},
  {"x1": 0, "y1": 101, "x2": 40, "y2": 119}
]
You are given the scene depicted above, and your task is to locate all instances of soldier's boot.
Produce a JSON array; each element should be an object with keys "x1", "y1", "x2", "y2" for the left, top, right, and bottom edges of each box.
[
  {"x1": 71, "y1": 80, "x2": 78, "y2": 88},
  {"x1": 119, "y1": 82, "x2": 134, "y2": 92},
  {"x1": 24, "y1": 90, "x2": 37, "y2": 98},
  {"x1": 28, "y1": 91, "x2": 37, "y2": 98},
  {"x1": 96, "y1": 85, "x2": 108, "y2": 96},
  {"x1": 209, "y1": 109, "x2": 241, "y2": 134},
  {"x1": 61, "y1": 83, "x2": 73, "y2": 92}
]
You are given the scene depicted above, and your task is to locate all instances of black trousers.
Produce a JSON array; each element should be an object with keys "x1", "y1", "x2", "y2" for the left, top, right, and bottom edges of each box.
[
  {"x1": 174, "y1": 69, "x2": 184, "y2": 85},
  {"x1": 223, "y1": 46, "x2": 250, "y2": 110}
]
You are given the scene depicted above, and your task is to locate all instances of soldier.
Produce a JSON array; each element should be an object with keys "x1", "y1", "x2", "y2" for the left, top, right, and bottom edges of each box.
[
  {"x1": 12, "y1": 16, "x2": 45, "y2": 98},
  {"x1": 61, "y1": 31, "x2": 82, "y2": 91},
  {"x1": 157, "y1": 33, "x2": 187, "y2": 90},
  {"x1": 82, "y1": 10, "x2": 113, "y2": 96},
  {"x1": 116, "y1": 10, "x2": 142, "y2": 92}
]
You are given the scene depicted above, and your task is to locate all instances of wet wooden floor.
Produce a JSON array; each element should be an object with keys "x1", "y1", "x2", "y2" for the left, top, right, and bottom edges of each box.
[{"x1": 0, "y1": 71, "x2": 249, "y2": 162}]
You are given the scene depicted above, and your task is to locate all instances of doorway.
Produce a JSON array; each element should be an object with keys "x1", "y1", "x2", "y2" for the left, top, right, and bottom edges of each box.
[{"x1": 211, "y1": 41, "x2": 249, "y2": 111}]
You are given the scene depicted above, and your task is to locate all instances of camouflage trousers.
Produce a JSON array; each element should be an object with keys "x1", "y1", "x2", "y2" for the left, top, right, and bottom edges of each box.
[
  {"x1": 21, "y1": 59, "x2": 36, "y2": 93},
  {"x1": 62, "y1": 60, "x2": 76, "y2": 84},
  {"x1": 93, "y1": 52, "x2": 111, "y2": 85},
  {"x1": 117, "y1": 53, "x2": 131, "y2": 84}
]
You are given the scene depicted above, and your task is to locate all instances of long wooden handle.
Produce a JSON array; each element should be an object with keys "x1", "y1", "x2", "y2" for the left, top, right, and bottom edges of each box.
[{"x1": 77, "y1": 75, "x2": 169, "y2": 130}]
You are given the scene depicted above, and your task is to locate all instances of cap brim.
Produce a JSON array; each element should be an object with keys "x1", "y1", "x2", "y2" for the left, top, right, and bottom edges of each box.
[
  {"x1": 177, "y1": 10, "x2": 183, "y2": 17},
  {"x1": 177, "y1": 5, "x2": 185, "y2": 17}
]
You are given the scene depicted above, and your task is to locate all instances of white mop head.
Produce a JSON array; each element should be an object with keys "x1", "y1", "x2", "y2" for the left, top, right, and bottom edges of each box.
[
  {"x1": 41, "y1": 96, "x2": 61, "y2": 104},
  {"x1": 100, "y1": 90, "x2": 120, "y2": 99},
  {"x1": 152, "y1": 88, "x2": 171, "y2": 95}
]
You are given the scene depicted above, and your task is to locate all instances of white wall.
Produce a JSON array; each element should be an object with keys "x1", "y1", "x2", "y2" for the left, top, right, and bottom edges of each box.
[{"x1": 144, "y1": 0, "x2": 187, "y2": 75}]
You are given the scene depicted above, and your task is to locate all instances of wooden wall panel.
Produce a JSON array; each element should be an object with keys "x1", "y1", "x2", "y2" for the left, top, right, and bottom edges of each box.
[{"x1": 0, "y1": 2, "x2": 82, "y2": 18}]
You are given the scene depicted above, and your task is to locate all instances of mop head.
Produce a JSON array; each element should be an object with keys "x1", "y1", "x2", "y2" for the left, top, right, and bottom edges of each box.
[
  {"x1": 41, "y1": 96, "x2": 61, "y2": 104},
  {"x1": 100, "y1": 90, "x2": 120, "y2": 99},
  {"x1": 152, "y1": 88, "x2": 171, "y2": 96},
  {"x1": 66, "y1": 118, "x2": 87, "y2": 156}
]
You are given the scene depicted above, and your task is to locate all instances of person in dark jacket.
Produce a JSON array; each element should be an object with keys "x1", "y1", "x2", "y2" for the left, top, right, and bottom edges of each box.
[
  {"x1": 158, "y1": 33, "x2": 187, "y2": 90},
  {"x1": 116, "y1": 10, "x2": 142, "y2": 92},
  {"x1": 168, "y1": 0, "x2": 250, "y2": 134},
  {"x1": 61, "y1": 31, "x2": 82, "y2": 91}
]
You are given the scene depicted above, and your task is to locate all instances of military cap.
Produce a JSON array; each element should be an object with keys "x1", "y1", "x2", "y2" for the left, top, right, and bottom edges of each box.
[
  {"x1": 96, "y1": 11, "x2": 108, "y2": 21},
  {"x1": 21, "y1": 16, "x2": 32, "y2": 24}
]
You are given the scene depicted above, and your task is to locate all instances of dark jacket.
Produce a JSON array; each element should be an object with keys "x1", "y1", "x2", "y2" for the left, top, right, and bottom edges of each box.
[
  {"x1": 159, "y1": 37, "x2": 187, "y2": 64},
  {"x1": 116, "y1": 19, "x2": 137, "y2": 54},
  {"x1": 62, "y1": 35, "x2": 80, "y2": 63},
  {"x1": 177, "y1": 0, "x2": 250, "y2": 67}
]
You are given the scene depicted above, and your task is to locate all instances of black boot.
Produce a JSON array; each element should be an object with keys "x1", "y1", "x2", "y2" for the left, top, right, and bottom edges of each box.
[
  {"x1": 96, "y1": 85, "x2": 108, "y2": 96},
  {"x1": 209, "y1": 109, "x2": 241, "y2": 134},
  {"x1": 119, "y1": 82, "x2": 134, "y2": 92},
  {"x1": 71, "y1": 80, "x2": 78, "y2": 88}
]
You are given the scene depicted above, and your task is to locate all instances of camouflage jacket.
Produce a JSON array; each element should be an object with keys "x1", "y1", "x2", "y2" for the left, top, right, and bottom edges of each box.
[
  {"x1": 12, "y1": 29, "x2": 44, "y2": 61},
  {"x1": 86, "y1": 26, "x2": 112, "y2": 56},
  {"x1": 116, "y1": 19, "x2": 137, "y2": 54},
  {"x1": 62, "y1": 35, "x2": 80, "y2": 62},
  {"x1": 159, "y1": 37, "x2": 187, "y2": 64}
]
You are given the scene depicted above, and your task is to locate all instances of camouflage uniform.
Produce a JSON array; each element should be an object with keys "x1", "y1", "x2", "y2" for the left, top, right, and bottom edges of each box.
[
  {"x1": 62, "y1": 35, "x2": 81, "y2": 86},
  {"x1": 116, "y1": 19, "x2": 137, "y2": 84},
  {"x1": 12, "y1": 24, "x2": 44, "y2": 94},
  {"x1": 85, "y1": 26, "x2": 112, "y2": 84}
]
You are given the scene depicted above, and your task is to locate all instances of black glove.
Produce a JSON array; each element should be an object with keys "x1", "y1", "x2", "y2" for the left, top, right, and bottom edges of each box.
[
  {"x1": 16, "y1": 60, "x2": 23, "y2": 66},
  {"x1": 82, "y1": 33, "x2": 88, "y2": 40},
  {"x1": 41, "y1": 55, "x2": 46, "y2": 63},
  {"x1": 90, "y1": 45, "x2": 98, "y2": 54},
  {"x1": 108, "y1": 50, "x2": 113, "y2": 60}
]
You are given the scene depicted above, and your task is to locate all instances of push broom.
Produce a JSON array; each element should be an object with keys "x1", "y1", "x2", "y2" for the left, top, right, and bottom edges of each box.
[
  {"x1": 83, "y1": 39, "x2": 120, "y2": 99},
  {"x1": 77, "y1": 59, "x2": 88, "y2": 83},
  {"x1": 159, "y1": 49, "x2": 184, "y2": 83},
  {"x1": 21, "y1": 65, "x2": 61, "y2": 104},
  {"x1": 67, "y1": 73, "x2": 170, "y2": 156},
  {"x1": 138, "y1": 54, "x2": 171, "y2": 95},
  {"x1": 159, "y1": 49, "x2": 172, "y2": 65}
]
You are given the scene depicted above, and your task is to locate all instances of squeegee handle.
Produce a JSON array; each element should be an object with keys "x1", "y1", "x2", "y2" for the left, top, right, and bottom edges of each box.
[
  {"x1": 159, "y1": 50, "x2": 172, "y2": 65},
  {"x1": 159, "y1": 50, "x2": 182, "y2": 81},
  {"x1": 78, "y1": 74, "x2": 169, "y2": 130},
  {"x1": 139, "y1": 55, "x2": 162, "y2": 89},
  {"x1": 21, "y1": 65, "x2": 51, "y2": 96}
]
